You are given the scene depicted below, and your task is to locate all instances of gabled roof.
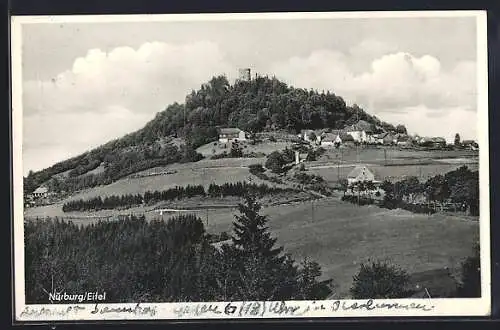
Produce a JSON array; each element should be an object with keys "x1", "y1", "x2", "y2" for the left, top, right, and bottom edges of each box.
[
  {"x1": 397, "y1": 135, "x2": 410, "y2": 142},
  {"x1": 430, "y1": 137, "x2": 446, "y2": 143},
  {"x1": 33, "y1": 187, "x2": 48, "y2": 194},
  {"x1": 321, "y1": 133, "x2": 340, "y2": 142},
  {"x1": 340, "y1": 132, "x2": 354, "y2": 141},
  {"x1": 346, "y1": 120, "x2": 374, "y2": 132},
  {"x1": 218, "y1": 128, "x2": 243, "y2": 134},
  {"x1": 375, "y1": 132, "x2": 388, "y2": 139},
  {"x1": 347, "y1": 166, "x2": 374, "y2": 179}
]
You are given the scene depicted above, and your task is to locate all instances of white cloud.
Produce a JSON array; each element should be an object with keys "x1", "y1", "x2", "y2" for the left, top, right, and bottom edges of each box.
[
  {"x1": 22, "y1": 41, "x2": 236, "y2": 174},
  {"x1": 377, "y1": 105, "x2": 477, "y2": 143},
  {"x1": 270, "y1": 49, "x2": 477, "y2": 142}
]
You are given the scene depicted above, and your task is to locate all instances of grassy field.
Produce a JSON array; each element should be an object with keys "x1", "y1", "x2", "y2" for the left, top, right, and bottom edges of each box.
[
  {"x1": 308, "y1": 163, "x2": 479, "y2": 183},
  {"x1": 24, "y1": 196, "x2": 479, "y2": 298},
  {"x1": 316, "y1": 146, "x2": 478, "y2": 164},
  {"x1": 56, "y1": 160, "x2": 275, "y2": 202},
  {"x1": 196, "y1": 140, "x2": 293, "y2": 157}
]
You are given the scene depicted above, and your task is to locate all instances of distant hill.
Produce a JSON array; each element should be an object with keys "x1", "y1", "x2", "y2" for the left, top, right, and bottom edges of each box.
[{"x1": 24, "y1": 74, "x2": 403, "y2": 195}]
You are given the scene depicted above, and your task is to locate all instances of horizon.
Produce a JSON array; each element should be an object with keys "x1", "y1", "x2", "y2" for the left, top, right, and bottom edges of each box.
[{"x1": 17, "y1": 14, "x2": 480, "y2": 175}]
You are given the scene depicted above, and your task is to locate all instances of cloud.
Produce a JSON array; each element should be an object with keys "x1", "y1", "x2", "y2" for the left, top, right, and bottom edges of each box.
[
  {"x1": 22, "y1": 41, "x2": 236, "y2": 174},
  {"x1": 377, "y1": 105, "x2": 477, "y2": 143},
  {"x1": 269, "y1": 48, "x2": 477, "y2": 142}
]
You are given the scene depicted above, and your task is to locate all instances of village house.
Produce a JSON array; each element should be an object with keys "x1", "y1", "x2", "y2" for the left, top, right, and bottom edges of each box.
[
  {"x1": 32, "y1": 186, "x2": 49, "y2": 199},
  {"x1": 319, "y1": 131, "x2": 354, "y2": 147},
  {"x1": 300, "y1": 129, "x2": 321, "y2": 144},
  {"x1": 347, "y1": 165, "x2": 376, "y2": 186},
  {"x1": 429, "y1": 137, "x2": 447, "y2": 148},
  {"x1": 396, "y1": 135, "x2": 411, "y2": 147},
  {"x1": 320, "y1": 132, "x2": 342, "y2": 147},
  {"x1": 374, "y1": 132, "x2": 396, "y2": 145},
  {"x1": 346, "y1": 120, "x2": 374, "y2": 143},
  {"x1": 217, "y1": 128, "x2": 247, "y2": 143},
  {"x1": 462, "y1": 140, "x2": 479, "y2": 150}
]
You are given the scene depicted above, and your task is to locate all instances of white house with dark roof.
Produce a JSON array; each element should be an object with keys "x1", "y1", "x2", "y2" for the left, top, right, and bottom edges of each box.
[
  {"x1": 320, "y1": 132, "x2": 342, "y2": 147},
  {"x1": 32, "y1": 186, "x2": 49, "y2": 199},
  {"x1": 347, "y1": 166, "x2": 376, "y2": 185},
  {"x1": 218, "y1": 128, "x2": 247, "y2": 143}
]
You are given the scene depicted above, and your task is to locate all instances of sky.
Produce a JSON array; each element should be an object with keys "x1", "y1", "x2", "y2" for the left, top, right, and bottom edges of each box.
[{"x1": 17, "y1": 14, "x2": 482, "y2": 175}]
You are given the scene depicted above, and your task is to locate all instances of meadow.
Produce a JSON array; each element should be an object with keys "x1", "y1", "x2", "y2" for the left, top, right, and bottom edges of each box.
[
  {"x1": 308, "y1": 162, "x2": 479, "y2": 183},
  {"x1": 24, "y1": 196, "x2": 479, "y2": 298}
]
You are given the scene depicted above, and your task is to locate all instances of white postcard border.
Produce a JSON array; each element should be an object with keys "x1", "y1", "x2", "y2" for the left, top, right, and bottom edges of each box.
[{"x1": 11, "y1": 10, "x2": 491, "y2": 322}]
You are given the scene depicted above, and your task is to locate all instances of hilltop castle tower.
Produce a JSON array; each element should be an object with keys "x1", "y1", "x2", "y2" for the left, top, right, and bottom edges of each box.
[{"x1": 238, "y1": 68, "x2": 251, "y2": 81}]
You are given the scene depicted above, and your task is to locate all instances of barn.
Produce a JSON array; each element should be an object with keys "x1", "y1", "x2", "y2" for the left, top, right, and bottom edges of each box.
[{"x1": 347, "y1": 166, "x2": 375, "y2": 185}]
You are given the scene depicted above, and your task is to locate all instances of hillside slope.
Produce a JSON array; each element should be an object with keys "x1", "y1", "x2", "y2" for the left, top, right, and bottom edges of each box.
[{"x1": 24, "y1": 74, "x2": 402, "y2": 195}]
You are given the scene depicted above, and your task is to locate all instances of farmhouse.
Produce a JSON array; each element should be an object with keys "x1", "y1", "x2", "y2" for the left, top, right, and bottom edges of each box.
[
  {"x1": 300, "y1": 129, "x2": 320, "y2": 144},
  {"x1": 396, "y1": 135, "x2": 411, "y2": 146},
  {"x1": 429, "y1": 137, "x2": 447, "y2": 148},
  {"x1": 346, "y1": 120, "x2": 374, "y2": 143},
  {"x1": 218, "y1": 128, "x2": 247, "y2": 143},
  {"x1": 32, "y1": 186, "x2": 49, "y2": 199},
  {"x1": 462, "y1": 140, "x2": 479, "y2": 150},
  {"x1": 347, "y1": 166, "x2": 376, "y2": 185},
  {"x1": 320, "y1": 132, "x2": 342, "y2": 147}
]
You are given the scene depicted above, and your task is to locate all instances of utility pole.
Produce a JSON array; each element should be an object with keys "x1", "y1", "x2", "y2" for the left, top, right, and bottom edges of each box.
[
  {"x1": 206, "y1": 209, "x2": 209, "y2": 227},
  {"x1": 311, "y1": 200, "x2": 315, "y2": 222},
  {"x1": 384, "y1": 149, "x2": 387, "y2": 166}
]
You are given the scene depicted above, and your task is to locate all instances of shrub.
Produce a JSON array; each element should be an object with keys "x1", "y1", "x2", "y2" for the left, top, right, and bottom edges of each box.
[
  {"x1": 249, "y1": 164, "x2": 265, "y2": 175},
  {"x1": 350, "y1": 260, "x2": 412, "y2": 299},
  {"x1": 265, "y1": 151, "x2": 286, "y2": 174}
]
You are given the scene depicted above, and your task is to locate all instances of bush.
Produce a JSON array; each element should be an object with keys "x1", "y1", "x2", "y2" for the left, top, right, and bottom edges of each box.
[
  {"x1": 249, "y1": 164, "x2": 265, "y2": 175},
  {"x1": 341, "y1": 195, "x2": 374, "y2": 206},
  {"x1": 350, "y1": 260, "x2": 412, "y2": 299},
  {"x1": 265, "y1": 151, "x2": 286, "y2": 174}
]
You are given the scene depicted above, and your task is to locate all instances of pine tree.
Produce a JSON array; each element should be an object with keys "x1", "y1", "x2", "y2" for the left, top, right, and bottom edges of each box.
[
  {"x1": 228, "y1": 193, "x2": 298, "y2": 300},
  {"x1": 232, "y1": 194, "x2": 283, "y2": 259}
]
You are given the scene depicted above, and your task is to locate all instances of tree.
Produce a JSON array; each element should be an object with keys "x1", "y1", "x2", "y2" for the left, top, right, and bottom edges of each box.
[
  {"x1": 350, "y1": 260, "x2": 411, "y2": 299},
  {"x1": 307, "y1": 132, "x2": 317, "y2": 143},
  {"x1": 339, "y1": 179, "x2": 349, "y2": 196},
  {"x1": 396, "y1": 124, "x2": 407, "y2": 134},
  {"x1": 454, "y1": 133, "x2": 461, "y2": 147},
  {"x1": 229, "y1": 194, "x2": 294, "y2": 300},
  {"x1": 296, "y1": 258, "x2": 333, "y2": 299},
  {"x1": 457, "y1": 244, "x2": 481, "y2": 297},
  {"x1": 230, "y1": 141, "x2": 244, "y2": 158},
  {"x1": 265, "y1": 151, "x2": 286, "y2": 174}
]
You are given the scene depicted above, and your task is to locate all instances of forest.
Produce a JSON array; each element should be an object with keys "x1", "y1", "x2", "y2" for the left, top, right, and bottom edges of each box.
[
  {"x1": 24, "y1": 74, "x2": 400, "y2": 195},
  {"x1": 26, "y1": 195, "x2": 332, "y2": 303},
  {"x1": 62, "y1": 182, "x2": 298, "y2": 212}
]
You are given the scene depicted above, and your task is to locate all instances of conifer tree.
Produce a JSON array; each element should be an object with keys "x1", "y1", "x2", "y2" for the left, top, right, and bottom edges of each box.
[
  {"x1": 232, "y1": 194, "x2": 283, "y2": 260},
  {"x1": 228, "y1": 193, "x2": 298, "y2": 300}
]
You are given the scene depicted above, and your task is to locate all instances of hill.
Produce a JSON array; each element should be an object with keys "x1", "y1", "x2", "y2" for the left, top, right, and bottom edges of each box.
[{"x1": 24, "y1": 74, "x2": 403, "y2": 195}]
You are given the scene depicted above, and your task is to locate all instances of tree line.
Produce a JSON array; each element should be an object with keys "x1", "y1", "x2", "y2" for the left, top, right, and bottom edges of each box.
[
  {"x1": 62, "y1": 182, "x2": 297, "y2": 212},
  {"x1": 26, "y1": 195, "x2": 331, "y2": 303},
  {"x1": 380, "y1": 166, "x2": 479, "y2": 215},
  {"x1": 25, "y1": 74, "x2": 402, "y2": 196}
]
